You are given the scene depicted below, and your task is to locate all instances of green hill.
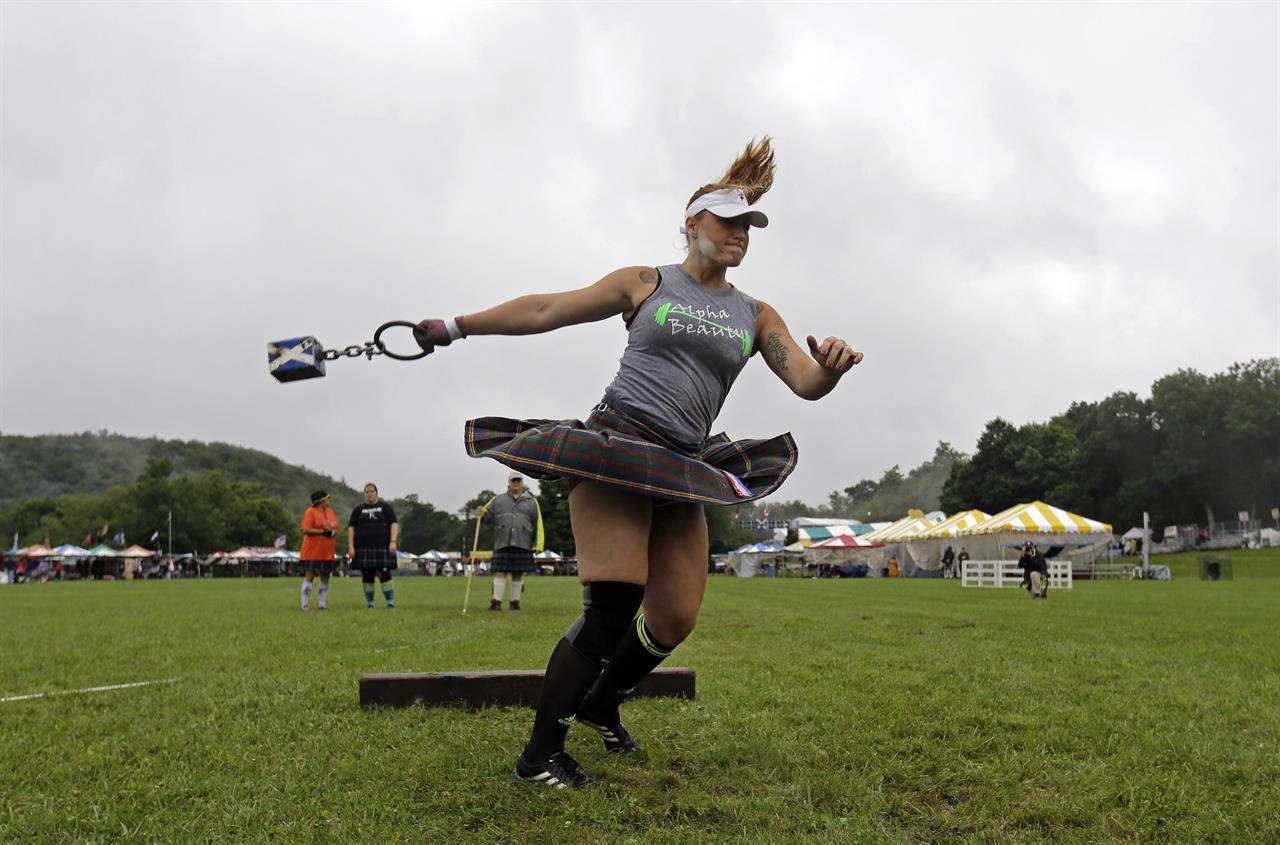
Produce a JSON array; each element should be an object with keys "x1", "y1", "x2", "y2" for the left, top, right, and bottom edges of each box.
[{"x1": 0, "y1": 431, "x2": 363, "y2": 517}]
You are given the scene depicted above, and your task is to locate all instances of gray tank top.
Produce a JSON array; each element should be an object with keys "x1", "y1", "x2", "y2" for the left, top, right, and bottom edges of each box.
[{"x1": 602, "y1": 264, "x2": 759, "y2": 449}]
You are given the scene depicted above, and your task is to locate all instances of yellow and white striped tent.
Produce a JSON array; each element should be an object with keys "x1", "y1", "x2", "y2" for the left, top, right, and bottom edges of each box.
[
  {"x1": 902, "y1": 510, "x2": 991, "y2": 574},
  {"x1": 955, "y1": 501, "x2": 1113, "y2": 561},
  {"x1": 917, "y1": 509, "x2": 991, "y2": 539},
  {"x1": 862, "y1": 514, "x2": 934, "y2": 544},
  {"x1": 958, "y1": 501, "x2": 1111, "y2": 536}
]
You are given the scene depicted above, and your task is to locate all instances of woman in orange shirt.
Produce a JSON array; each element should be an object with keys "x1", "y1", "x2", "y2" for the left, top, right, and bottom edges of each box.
[{"x1": 300, "y1": 490, "x2": 340, "y2": 610}]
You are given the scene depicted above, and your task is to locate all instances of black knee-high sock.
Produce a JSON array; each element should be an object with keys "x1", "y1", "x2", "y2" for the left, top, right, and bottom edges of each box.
[
  {"x1": 523, "y1": 581, "x2": 644, "y2": 762},
  {"x1": 581, "y1": 612, "x2": 676, "y2": 723}
]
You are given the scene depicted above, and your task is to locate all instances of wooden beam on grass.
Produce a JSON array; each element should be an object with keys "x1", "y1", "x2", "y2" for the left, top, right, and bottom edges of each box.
[{"x1": 359, "y1": 667, "x2": 695, "y2": 709}]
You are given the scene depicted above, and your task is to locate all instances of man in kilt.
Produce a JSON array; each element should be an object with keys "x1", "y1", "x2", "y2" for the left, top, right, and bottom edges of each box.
[
  {"x1": 413, "y1": 138, "x2": 862, "y2": 788},
  {"x1": 299, "y1": 490, "x2": 339, "y2": 610},
  {"x1": 347, "y1": 483, "x2": 399, "y2": 609},
  {"x1": 479, "y1": 471, "x2": 544, "y2": 611}
]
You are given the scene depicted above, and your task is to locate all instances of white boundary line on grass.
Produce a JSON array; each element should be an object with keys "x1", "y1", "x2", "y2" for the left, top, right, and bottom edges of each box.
[
  {"x1": 1, "y1": 677, "x2": 179, "y2": 703},
  {"x1": 372, "y1": 635, "x2": 462, "y2": 654}
]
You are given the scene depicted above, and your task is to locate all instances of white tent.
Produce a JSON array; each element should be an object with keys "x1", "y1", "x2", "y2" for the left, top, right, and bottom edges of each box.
[
  {"x1": 726, "y1": 541, "x2": 799, "y2": 577},
  {"x1": 49, "y1": 544, "x2": 92, "y2": 558}
]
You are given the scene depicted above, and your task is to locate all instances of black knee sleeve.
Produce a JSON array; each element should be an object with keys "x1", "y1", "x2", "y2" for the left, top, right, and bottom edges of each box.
[{"x1": 563, "y1": 581, "x2": 645, "y2": 663}]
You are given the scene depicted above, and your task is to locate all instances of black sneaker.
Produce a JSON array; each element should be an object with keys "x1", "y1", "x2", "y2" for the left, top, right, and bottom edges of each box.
[
  {"x1": 576, "y1": 701, "x2": 641, "y2": 754},
  {"x1": 514, "y1": 751, "x2": 598, "y2": 789}
]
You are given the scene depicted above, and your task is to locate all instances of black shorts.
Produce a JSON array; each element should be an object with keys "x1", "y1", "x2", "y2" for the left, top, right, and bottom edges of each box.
[{"x1": 361, "y1": 567, "x2": 393, "y2": 583}]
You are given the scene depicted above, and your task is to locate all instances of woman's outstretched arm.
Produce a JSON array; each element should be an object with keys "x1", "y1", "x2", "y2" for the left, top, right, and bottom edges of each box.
[
  {"x1": 755, "y1": 299, "x2": 863, "y2": 400},
  {"x1": 415, "y1": 267, "x2": 659, "y2": 351}
]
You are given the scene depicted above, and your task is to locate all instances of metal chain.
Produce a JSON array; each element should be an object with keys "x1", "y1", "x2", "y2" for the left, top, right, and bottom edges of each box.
[
  {"x1": 312, "y1": 321, "x2": 427, "y2": 363},
  {"x1": 321, "y1": 342, "x2": 384, "y2": 361}
]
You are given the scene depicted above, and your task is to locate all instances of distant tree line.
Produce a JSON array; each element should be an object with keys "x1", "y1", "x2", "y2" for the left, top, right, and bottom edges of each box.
[
  {"x1": 1, "y1": 458, "x2": 299, "y2": 554},
  {"x1": 939, "y1": 359, "x2": 1279, "y2": 530},
  {"x1": 733, "y1": 358, "x2": 1279, "y2": 534}
]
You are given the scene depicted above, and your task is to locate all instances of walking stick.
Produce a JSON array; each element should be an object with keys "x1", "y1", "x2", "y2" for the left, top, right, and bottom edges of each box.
[{"x1": 462, "y1": 508, "x2": 484, "y2": 614}]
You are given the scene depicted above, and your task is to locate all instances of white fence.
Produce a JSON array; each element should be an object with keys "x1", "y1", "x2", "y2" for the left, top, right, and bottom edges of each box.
[{"x1": 961, "y1": 559, "x2": 1073, "y2": 590}]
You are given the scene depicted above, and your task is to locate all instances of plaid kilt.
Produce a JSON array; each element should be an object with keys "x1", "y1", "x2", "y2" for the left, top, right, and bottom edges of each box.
[
  {"x1": 352, "y1": 548, "x2": 398, "y2": 571},
  {"x1": 492, "y1": 546, "x2": 537, "y2": 574},
  {"x1": 299, "y1": 558, "x2": 338, "y2": 575},
  {"x1": 464, "y1": 403, "x2": 797, "y2": 506}
]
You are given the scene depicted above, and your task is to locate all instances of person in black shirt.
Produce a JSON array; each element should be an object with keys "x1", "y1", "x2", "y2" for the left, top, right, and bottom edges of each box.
[
  {"x1": 1017, "y1": 541, "x2": 1049, "y2": 599},
  {"x1": 347, "y1": 483, "x2": 400, "y2": 608},
  {"x1": 941, "y1": 545, "x2": 956, "y2": 579}
]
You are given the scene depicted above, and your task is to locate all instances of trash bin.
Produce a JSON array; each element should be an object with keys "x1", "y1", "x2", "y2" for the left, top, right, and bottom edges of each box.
[{"x1": 1198, "y1": 555, "x2": 1232, "y2": 581}]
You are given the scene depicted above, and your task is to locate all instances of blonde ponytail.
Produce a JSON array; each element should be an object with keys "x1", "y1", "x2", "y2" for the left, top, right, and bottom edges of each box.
[{"x1": 686, "y1": 137, "x2": 775, "y2": 208}]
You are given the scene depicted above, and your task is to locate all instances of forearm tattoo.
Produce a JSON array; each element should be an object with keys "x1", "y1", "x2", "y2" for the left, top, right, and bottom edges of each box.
[{"x1": 767, "y1": 332, "x2": 788, "y2": 369}]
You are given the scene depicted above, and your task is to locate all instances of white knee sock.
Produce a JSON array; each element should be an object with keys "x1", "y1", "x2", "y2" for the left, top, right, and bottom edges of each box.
[
  {"x1": 510, "y1": 577, "x2": 524, "y2": 602},
  {"x1": 317, "y1": 581, "x2": 329, "y2": 608},
  {"x1": 301, "y1": 579, "x2": 312, "y2": 609},
  {"x1": 492, "y1": 574, "x2": 505, "y2": 602}
]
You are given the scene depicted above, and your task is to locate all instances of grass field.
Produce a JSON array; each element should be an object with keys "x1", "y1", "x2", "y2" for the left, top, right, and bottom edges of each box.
[{"x1": 2, "y1": 549, "x2": 1277, "y2": 844}]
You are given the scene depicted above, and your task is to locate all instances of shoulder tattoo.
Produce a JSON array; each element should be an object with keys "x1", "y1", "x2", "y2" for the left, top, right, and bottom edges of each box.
[
  {"x1": 766, "y1": 332, "x2": 788, "y2": 369},
  {"x1": 639, "y1": 269, "x2": 658, "y2": 285}
]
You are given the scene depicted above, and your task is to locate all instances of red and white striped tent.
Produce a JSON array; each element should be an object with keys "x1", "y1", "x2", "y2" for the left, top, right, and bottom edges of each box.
[{"x1": 802, "y1": 533, "x2": 884, "y2": 567}]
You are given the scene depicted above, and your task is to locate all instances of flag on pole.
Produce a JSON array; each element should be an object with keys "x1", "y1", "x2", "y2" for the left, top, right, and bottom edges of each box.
[
  {"x1": 149, "y1": 530, "x2": 160, "y2": 542},
  {"x1": 273, "y1": 534, "x2": 287, "y2": 549},
  {"x1": 113, "y1": 531, "x2": 126, "y2": 547},
  {"x1": 83, "y1": 533, "x2": 93, "y2": 545},
  {"x1": 8, "y1": 532, "x2": 16, "y2": 553}
]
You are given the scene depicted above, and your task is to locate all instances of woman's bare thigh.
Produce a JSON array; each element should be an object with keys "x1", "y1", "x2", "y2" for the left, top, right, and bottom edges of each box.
[
  {"x1": 568, "y1": 481, "x2": 652, "y2": 586},
  {"x1": 642, "y1": 502, "x2": 708, "y2": 645}
]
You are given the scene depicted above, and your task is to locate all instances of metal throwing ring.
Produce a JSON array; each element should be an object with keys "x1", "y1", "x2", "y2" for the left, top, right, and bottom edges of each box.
[{"x1": 372, "y1": 320, "x2": 430, "y2": 361}]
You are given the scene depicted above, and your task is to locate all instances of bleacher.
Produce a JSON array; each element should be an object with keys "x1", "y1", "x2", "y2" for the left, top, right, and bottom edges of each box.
[{"x1": 1073, "y1": 562, "x2": 1139, "y2": 580}]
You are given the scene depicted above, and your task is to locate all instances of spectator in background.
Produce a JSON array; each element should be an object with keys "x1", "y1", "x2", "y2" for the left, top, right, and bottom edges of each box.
[
  {"x1": 479, "y1": 471, "x2": 543, "y2": 611},
  {"x1": 941, "y1": 545, "x2": 956, "y2": 579},
  {"x1": 299, "y1": 490, "x2": 340, "y2": 610},
  {"x1": 348, "y1": 483, "x2": 399, "y2": 609}
]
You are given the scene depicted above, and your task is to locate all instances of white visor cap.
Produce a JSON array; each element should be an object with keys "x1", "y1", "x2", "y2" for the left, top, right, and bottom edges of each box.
[{"x1": 684, "y1": 188, "x2": 769, "y2": 229}]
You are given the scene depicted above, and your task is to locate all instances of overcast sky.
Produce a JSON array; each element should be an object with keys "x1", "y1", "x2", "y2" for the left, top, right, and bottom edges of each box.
[{"x1": 2, "y1": 2, "x2": 1277, "y2": 515}]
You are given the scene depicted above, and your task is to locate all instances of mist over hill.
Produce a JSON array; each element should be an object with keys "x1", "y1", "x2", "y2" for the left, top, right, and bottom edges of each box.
[{"x1": 0, "y1": 431, "x2": 363, "y2": 516}]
